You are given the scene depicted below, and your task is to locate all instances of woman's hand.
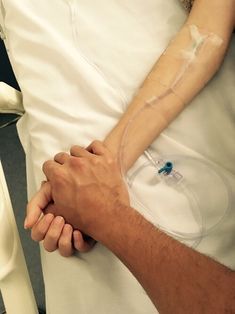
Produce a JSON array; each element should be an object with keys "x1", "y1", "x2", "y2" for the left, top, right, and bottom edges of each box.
[
  {"x1": 25, "y1": 181, "x2": 96, "y2": 257},
  {"x1": 27, "y1": 211, "x2": 95, "y2": 256}
]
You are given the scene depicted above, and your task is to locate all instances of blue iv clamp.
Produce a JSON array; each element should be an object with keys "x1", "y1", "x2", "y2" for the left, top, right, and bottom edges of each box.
[
  {"x1": 158, "y1": 162, "x2": 173, "y2": 175},
  {"x1": 143, "y1": 151, "x2": 183, "y2": 184},
  {"x1": 157, "y1": 160, "x2": 183, "y2": 185}
]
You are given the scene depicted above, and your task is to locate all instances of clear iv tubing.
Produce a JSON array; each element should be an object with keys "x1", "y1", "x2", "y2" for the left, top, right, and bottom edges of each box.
[
  {"x1": 120, "y1": 129, "x2": 233, "y2": 246},
  {"x1": 127, "y1": 158, "x2": 203, "y2": 247},
  {"x1": 117, "y1": 98, "x2": 205, "y2": 244},
  {"x1": 117, "y1": 25, "x2": 231, "y2": 246},
  {"x1": 127, "y1": 153, "x2": 232, "y2": 245}
]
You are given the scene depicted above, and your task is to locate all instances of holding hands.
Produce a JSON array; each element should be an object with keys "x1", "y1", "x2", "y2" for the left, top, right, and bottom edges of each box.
[{"x1": 24, "y1": 141, "x2": 130, "y2": 257}]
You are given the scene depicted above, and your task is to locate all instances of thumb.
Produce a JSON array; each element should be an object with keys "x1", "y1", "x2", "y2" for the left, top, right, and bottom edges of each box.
[{"x1": 24, "y1": 181, "x2": 52, "y2": 229}]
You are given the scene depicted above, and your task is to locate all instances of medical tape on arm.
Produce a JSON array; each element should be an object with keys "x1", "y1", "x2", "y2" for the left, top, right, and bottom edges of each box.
[
  {"x1": 119, "y1": 24, "x2": 223, "y2": 173},
  {"x1": 118, "y1": 25, "x2": 227, "y2": 244},
  {"x1": 146, "y1": 24, "x2": 223, "y2": 106}
]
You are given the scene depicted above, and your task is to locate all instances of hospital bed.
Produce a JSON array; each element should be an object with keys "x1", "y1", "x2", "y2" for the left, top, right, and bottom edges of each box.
[
  {"x1": 0, "y1": 82, "x2": 42, "y2": 314},
  {"x1": 0, "y1": 1, "x2": 234, "y2": 312}
]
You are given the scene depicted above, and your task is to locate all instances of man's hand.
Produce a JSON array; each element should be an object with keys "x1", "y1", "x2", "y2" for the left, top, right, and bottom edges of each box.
[{"x1": 25, "y1": 141, "x2": 130, "y2": 241}]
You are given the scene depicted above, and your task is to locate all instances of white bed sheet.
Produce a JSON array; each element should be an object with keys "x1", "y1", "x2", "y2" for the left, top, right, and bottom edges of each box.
[{"x1": 1, "y1": 0, "x2": 235, "y2": 313}]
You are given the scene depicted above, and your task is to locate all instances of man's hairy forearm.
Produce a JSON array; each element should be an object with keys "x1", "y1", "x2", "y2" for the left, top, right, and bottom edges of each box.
[
  {"x1": 92, "y1": 204, "x2": 235, "y2": 314},
  {"x1": 100, "y1": 3, "x2": 235, "y2": 309},
  {"x1": 30, "y1": 139, "x2": 235, "y2": 312}
]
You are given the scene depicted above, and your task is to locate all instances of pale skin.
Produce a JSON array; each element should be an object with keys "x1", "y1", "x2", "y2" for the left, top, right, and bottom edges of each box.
[
  {"x1": 24, "y1": 0, "x2": 235, "y2": 311},
  {"x1": 26, "y1": 141, "x2": 235, "y2": 313}
]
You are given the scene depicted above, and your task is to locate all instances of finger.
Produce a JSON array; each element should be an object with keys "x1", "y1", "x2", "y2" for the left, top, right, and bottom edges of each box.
[
  {"x1": 54, "y1": 152, "x2": 70, "y2": 165},
  {"x1": 58, "y1": 224, "x2": 74, "y2": 257},
  {"x1": 86, "y1": 140, "x2": 110, "y2": 157},
  {"x1": 73, "y1": 230, "x2": 96, "y2": 253},
  {"x1": 25, "y1": 182, "x2": 52, "y2": 229},
  {"x1": 42, "y1": 160, "x2": 62, "y2": 181},
  {"x1": 31, "y1": 213, "x2": 54, "y2": 242},
  {"x1": 43, "y1": 216, "x2": 65, "y2": 252},
  {"x1": 70, "y1": 145, "x2": 92, "y2": 158}
]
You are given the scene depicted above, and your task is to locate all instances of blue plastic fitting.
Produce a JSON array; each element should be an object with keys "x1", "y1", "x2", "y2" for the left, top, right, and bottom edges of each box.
[{"x1": 158, "y1": 161, "x2": 173, "y2": 175}]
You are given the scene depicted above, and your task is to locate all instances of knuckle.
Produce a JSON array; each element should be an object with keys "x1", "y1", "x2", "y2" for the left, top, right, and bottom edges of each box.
[
  {"x1": 37, "y1": 227, "x2": 47, "y2": 239},
  {"x1": 43, "y1": 241, "x2": 56, "y2": 252},
  {"x1": 59, "y1": 236, "x2": 70, "y2": 247},
  {"x1": 69, "y1": 156, "x2": 86, "y2": 169},
  {"x1": 90, "y1": 140, "x2": 100, "y2": 150},
  {"x1": 54, "y1": 152, "x2": 61, "y2": 160},
  {"x1": 59, "y1": 240, "x2": 70, "y2": 252},
  {"x1": 92, "y1": 140, "x2": 100, "y2": 146},
  {"x1": 59, "y1": 239, "x2": 72, "y2": 257},
  {"x1": 47, "y1": 231, "x2": 59, "y2": 243},
  {"x1": 42, "y1": 160, "x2": 51, "y2": 172},
  {"x1": 31, "y1": 231, "x2": 39, "y2": 242},
  {"x1": 31, "y1": 228, "x2": 44, "y2": 242},
  {"x1": 70, "y1": 145, "x2": 79, "y2": 153},
  {"x1": 59, "y1": 249, "x2": 72, "y2": 257},
  {"x1": 106, "y1": 157, "x2": 115, "y2": 166},
  {"x1": 56, "y1": 152, "x2": 66, "y2": 161}
]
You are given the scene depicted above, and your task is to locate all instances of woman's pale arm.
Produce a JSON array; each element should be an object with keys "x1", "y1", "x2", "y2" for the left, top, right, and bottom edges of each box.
[{"x1": 104, "y1": 0, "x2": 235, "y2": 171}]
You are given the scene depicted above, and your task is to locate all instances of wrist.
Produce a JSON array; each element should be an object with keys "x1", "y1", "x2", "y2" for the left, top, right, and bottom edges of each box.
[{"x1": 86, "y1": 202, "x2": 131, "y2": 244}]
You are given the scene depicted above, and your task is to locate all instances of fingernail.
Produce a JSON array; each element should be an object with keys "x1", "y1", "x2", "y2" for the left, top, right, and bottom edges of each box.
[
  {"x1": 55, "y1": 216, "x2": 64, "y2": 224},
  {"x1": 64, "y1": 224, "x2": 72, "y2": 234},
  {"x1": 45, "y1": 213, "x2": 54, "y2": 222}
]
